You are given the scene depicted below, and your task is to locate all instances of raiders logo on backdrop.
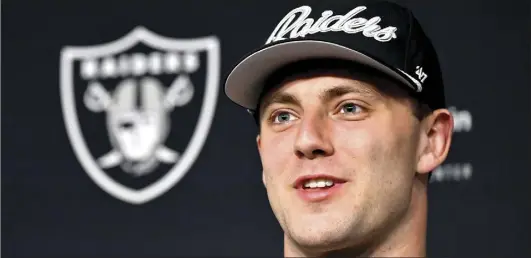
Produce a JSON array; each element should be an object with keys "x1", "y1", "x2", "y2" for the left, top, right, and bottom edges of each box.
[{"x1": 60, "y1": 26, "x2": 220, "y2": 204}]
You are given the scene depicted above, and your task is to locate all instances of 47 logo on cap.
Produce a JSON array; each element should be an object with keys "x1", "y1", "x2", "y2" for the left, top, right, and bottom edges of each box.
[{"x1": 60, "y1": 27, "x2": 220, "y2": 204}]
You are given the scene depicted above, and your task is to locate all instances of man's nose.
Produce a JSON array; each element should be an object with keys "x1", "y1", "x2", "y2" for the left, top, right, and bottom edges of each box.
[{"x1": 293, "y1": 114, "x2": 334, "y2": 159}]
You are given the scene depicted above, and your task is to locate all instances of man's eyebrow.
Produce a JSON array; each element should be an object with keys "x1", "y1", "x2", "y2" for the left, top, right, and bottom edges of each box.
[
  {"x1": 260, "y1": 91, "x2": 301, "y2": 112},
  {"x1": 320, "y1": 85, "x2": 380, "y2": 103},
  {"x1": 258, "y1": 84, "x2": 379, "y2": 115}
]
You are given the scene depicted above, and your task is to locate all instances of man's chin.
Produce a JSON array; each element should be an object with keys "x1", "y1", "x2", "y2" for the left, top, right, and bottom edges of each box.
[{"x1": 286, "y1": 226, "x2": 352, "y2": 253}]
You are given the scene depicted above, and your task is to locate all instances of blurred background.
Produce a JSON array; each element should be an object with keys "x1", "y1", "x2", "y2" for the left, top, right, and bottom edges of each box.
[{"x1": 2, "y1": 0, "x2": 530, "y2": 257}]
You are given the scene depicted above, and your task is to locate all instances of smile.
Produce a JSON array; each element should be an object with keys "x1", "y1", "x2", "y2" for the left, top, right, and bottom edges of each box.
[
  {"x1": 294, "y1": 175, "x2": 347, "y2": 202},
  {"x1": 303, "y1": 178, "x2": 335, "y2": 189}
]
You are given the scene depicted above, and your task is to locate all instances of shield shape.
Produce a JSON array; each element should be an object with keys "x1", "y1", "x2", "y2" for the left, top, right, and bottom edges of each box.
[{"x1": 60, "y1": 27, "x2": 220, "y2": 204}]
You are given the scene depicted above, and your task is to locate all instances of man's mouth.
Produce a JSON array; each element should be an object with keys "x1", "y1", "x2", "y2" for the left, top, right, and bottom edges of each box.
[
  {"x1": 294, "y1": 175, "x2": 347, "y2": 202},
  {"x1": 294, "y1": 174, "x2": 347, "y2": 188},
  {"x1": 302, "y1": 178, "x2": 336, "y2": 189}
]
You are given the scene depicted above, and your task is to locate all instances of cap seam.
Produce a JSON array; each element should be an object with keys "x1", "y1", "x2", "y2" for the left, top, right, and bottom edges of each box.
[{"x1": 403, "y1": 9, "x2": 414, "y2": 71}]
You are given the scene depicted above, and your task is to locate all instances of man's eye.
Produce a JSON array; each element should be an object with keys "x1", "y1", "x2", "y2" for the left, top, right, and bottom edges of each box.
[
  {"x1": 339, "y1": 103, "x2": 363, "y2": 114},
  {"x1": 272, "y1": 111, "x2": 296, "y2": 123}
]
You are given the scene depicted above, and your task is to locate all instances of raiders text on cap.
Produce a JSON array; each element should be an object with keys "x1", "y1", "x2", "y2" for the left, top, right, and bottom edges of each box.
[{"x1": 266, "y1": 6, "x2": 399, "y2": 44}]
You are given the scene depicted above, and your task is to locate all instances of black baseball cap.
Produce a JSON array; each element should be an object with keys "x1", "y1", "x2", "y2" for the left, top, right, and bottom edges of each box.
[{"x1": 224, "y1": 0, "x2": 445, "y2": 114}]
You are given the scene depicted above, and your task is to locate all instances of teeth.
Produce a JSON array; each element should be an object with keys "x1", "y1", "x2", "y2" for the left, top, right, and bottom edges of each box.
[{"x1": 303, "y1": 179, "x2": 335, "y2": 189}]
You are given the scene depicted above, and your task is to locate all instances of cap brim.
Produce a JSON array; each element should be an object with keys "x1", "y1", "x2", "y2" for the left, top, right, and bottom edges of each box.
[{"x1": 225, "y1": 40, "x2": 420, "y2": 110}]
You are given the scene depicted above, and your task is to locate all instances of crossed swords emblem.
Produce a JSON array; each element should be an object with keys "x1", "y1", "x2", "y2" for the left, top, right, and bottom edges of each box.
[{"x1": 83, "y1": 74, "x2": 194, "y2": 176}]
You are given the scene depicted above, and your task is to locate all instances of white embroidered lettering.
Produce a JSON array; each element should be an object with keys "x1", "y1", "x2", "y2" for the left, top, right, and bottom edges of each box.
[
  {"x1": 266, "y1": 5, "x2": 398, "y2": 44},
  {"x1": 343, "y1": 17, "x2": 369, "y2": 34},
  {"x1": 318, "y1": 15, "x2": 342, "y2": 32},
  {"x1": 361, "y1": 17, "x2": 383, "y2": 37},
  {"x1": 309, "y1": 11, "x2": 333, "y2": 33},
  {"x1": 291, "y1": 18, "x2": 314, "y2": 38},
  {"x1": 266, "y1": 6, "x2": 311, "y2": 43},
  {"x1": 373, "y1": 27, "x2": 398, "y2": 42},
  {"x1": 415, "y1": 66, "x2": 428, "y2": 83}
]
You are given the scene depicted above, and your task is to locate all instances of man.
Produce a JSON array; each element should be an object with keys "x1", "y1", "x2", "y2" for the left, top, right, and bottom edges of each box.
[{"x1": 224, "y1": 0, "x2": 454, "y2": 256}]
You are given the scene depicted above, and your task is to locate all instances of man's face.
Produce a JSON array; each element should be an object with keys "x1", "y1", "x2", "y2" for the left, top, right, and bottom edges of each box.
[{"x1": 256, "y1": 72, "x2": 425, "y2": 251}]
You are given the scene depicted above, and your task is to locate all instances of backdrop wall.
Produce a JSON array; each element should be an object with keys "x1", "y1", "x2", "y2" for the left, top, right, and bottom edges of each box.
[{"x1": 2, "y1": 0, "x2": 530, "y2": 257}]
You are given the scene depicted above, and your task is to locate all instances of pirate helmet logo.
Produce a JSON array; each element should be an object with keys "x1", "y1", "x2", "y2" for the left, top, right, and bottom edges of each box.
[{"x1": 60, "y1": 27, "x2": 220, "y2": 204}]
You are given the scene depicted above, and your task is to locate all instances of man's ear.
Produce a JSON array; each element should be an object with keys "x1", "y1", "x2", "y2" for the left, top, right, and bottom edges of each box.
[
  {"x1": 417, "y1": 109, "x2": 454, "y2": 174},
  {"x1": 256, "y1": 134, "x2": 261, "y2": 150},
  {"x1": 256, "y1": 134, "x2": 266, "y2": 187}
]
